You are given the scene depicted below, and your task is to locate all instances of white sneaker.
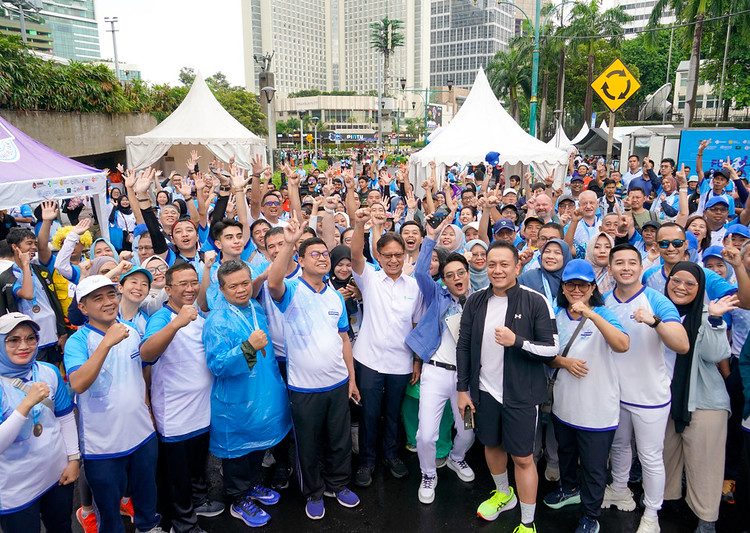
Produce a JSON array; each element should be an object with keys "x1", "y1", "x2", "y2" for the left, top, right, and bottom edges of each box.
[
  {"x1": 418, "y1": 474, "x2": 437, "y2": 504},
  {"x1": 544, "y1": 464, "x2": 560, "y2": 482},
  {"x1": 601, "y1": 484, "x2": 636, "y2": 512},
  {"x1": 447, "y1": 458, "x2": 475, "y2": 482},
  {"x1": 636, "y1": 515, "x2": 661, "y2": 533}
]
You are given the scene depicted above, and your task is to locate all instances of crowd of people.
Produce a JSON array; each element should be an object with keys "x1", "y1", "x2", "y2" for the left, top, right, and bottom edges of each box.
[{"x1": 1, "y1": 141, "x2": 749, "y2": 533}]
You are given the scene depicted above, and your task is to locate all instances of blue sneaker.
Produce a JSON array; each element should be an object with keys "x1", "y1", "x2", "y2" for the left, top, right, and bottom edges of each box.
[
  {"x1": 543, "y1": 486, "x2": 581, "y2": 509},
  {"x1": 305, "y1": 497, "x2": 325, "y2": 520},
  {"x1": 247, "y1": 485, "x2": 280, "y2": 506},
  {"x1": 230, "y1": 498, "x2": 270, "y2": 528},
  {"x1": 334, "y1": 487, "x2": 360, "y2": 508},
  {"x1": 575, "y1": 516, "x2": 600, "y2": 533}
]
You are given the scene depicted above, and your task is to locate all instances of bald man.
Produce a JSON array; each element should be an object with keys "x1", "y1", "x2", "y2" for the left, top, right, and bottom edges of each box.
[
  {"x1": 531, "y1": 194, "x2": 559, "y2": 225},
  {"x1": 564, "y1": 191, "x2": 602, "y2": 258}
]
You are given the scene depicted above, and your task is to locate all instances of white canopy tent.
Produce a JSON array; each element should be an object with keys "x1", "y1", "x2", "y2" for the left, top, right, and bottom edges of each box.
[
  {"x1": 547, "y1": 123, "x2": 575, "y2": 153},
  {"x1": 409, "y1": 68, "x2": 568, "y2": 188},
  {"x1": 126, "y1": 73, "x2": 266, "y2": 170},
  {"x1": 569, "y1": 122, "x2": 590, "y2": 145}
]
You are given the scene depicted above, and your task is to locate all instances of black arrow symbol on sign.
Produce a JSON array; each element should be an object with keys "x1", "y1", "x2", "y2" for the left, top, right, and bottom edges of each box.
[
  {"x1": 618, "y1": 79, "x2": 631, "y2": 99},
  {"x1": 606, "y1": 69, "x2": 626, "y2": 78},
  {"x1": 601, "y1": 82, "x2": 617, "y2": 100}
]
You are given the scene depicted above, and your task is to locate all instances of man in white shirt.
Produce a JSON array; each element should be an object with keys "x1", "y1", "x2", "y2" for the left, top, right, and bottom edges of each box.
[
  {"x1": 350, "y1": 207, "x2": 424, "y2": 488},
  {"x1": 622, "y1": 155, "x2": 643, "y2": 189}
]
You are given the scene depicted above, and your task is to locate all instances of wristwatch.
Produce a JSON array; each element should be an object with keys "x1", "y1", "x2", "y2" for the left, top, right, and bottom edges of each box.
[
  {"x1": 649, "y1": 315, "x2": 662, "y2": 329},
  {"x1": 67, "y1": 453, "x2": 81, "y2": 461}
]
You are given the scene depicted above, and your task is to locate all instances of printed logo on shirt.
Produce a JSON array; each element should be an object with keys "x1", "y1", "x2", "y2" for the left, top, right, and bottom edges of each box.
[
  {"x1": 129, "y1": 351, "x2": 139, "y2": 359},
  {"x1": 514, "y1": 314, "x2": 522, "y2": 319},
  {"x1": 328, "y1": 310, "x2": 340, "y2": 316},
  {"x1": 580, "y1": 331, "x2": 593, "y2": 338}
]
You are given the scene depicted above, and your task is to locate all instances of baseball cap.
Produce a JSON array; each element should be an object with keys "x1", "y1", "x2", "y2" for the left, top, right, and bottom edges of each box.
[
  {"x1": 561, "y1": 259, "x2": 596, "y2": 283},
  {"x1": 687, "y1": 175, "x2": 699, "y2": 183},
  {"x1": 702, "y1": 245, "x2": 724, "y2": 262},
  {"x1": 120, "y1": 266, "x2": 154, "y2": 286},
  {"x1": 503, "y1": 188, "x2": 518, "y2": 196},
  {"x1": 485, "y1": 151, "x2": 501, "y2": 166},
  {"x1": 523, "y1": 216, "x2": 544, "y2": 227},
  {"x1": 557, "y1": 194, "x2": 576, "y2": 205},
  {"x1": 76, "y1": 275, "x2": 118, "y2": 301},
  {"x1": 462, "y1": 221, "x2": 480, "y2": 234},
  {"x1": 492, "y1": 219, "x2": 516, "y2": 234},
  {"x1": 0, "y1": 312, "x2": 40, "y2": 334},
  {"x1": 712, "y1": 168, "x2": 730, "y2": 180},
  {"x1": 705, "y1": 196, "x2": 729, "y2": 210},
  {"x1": 641, "y1": 220, "x2": 661, "y2": 231},
  {"x1": 570, "y1": 175, "x2": 585, "y2": 183},
  {"x1": 725, "y1": 223, "x2": 750, "y2": 239}
]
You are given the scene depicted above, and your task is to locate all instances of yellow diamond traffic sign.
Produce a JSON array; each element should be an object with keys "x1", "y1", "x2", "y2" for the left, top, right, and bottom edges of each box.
[
  {"x1": 306, "y1": 133, "x2": 313, "y2": 143},
  {"x1": 592, "y1": 59, "x2": 641, "y2": 112}
]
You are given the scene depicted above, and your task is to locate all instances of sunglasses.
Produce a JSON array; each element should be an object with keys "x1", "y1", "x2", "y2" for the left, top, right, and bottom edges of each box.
[
  {"x1": 657, "y1": 239, "x2": 685, "y2": 249},
  {"x1": 263, "y1": 201, "x2": 281, "y2": 207},
  {"x1": 563, "y1": 281, "x2": 592, "y2": 292}
]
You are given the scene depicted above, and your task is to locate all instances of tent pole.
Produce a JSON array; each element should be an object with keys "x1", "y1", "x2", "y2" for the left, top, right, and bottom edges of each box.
[{"x1": 93, "y1": 193, "x2": 110, "y2": 241}]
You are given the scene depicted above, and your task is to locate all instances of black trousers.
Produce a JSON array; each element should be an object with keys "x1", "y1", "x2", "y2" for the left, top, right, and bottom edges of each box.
[
  {"x1": 724, "y1": 356, "x2": 744, "y2": 480},
  {"x1": 290, "y1": 383, "x2": 352, "y2": 499},
  {"x1": 222, "y1": 450, "x2": 265, "y2": 503},
  {"x1": 554, "y1": 417, "x2": 615, "y2": 520},
  {"x1": 355, "y1": 360, "x2": 410, "y2": 468},
  {"x1": 0, "y1": 482, "x2": 73, "y2": 533},
  {"x1": 158, "y1": 432, "x2": 210, "y2": 533}
]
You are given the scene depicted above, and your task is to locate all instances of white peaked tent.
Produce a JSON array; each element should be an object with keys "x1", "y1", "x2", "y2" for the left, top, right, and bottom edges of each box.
[
  {"x1": 126, "y1": 73, "x2": 266, "y2": 170},
  {"x1": 547, "y1": 123, "x2": 575, "y2": 153},
  {"x1": 409, "y1": 68, "x2": 567, "y2": 183},
  {"x1": 569, "y1": 122, "x2": 590, "y2": 145}
]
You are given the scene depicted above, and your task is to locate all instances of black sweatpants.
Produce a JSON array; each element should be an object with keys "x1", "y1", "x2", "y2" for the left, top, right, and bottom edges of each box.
[
  {"x1": 0, "y1": 482, "x2": 73, "y2": 533},
  {"x1": 290, "y1": 383, "x2": 352, "y2": 499},
  {"x1": 222, "y1": 450, "x2": 265, "y2": 503},
  {"x1": 554, "y1": 416, "x2": 615, "y2": 520},
  {"x1": 158, "y1": 432, "x2": 210, "y2": 533}
]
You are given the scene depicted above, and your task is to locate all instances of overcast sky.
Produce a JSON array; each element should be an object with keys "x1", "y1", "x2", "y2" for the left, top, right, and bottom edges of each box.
[{"x1": 95, "y1": 0, "x2": 246, "y2": 86}]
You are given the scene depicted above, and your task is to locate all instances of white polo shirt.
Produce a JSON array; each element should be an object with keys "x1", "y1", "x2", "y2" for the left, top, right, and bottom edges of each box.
[{"x1": 352, "y1": 263, "x2": 424, "y2": 375}]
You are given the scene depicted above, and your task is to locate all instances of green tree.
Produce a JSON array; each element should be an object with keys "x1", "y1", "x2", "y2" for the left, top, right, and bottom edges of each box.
[
  {"x1": 565, "y1": 0, "x2": 631, "y2": 125},
  {"x1": 206, "y1": 72, "x2": 230, "y2": 90},
  {"x1": 562, "y1": 40, "x2": 622, "y2": 125},
  {"x1": 405, "y1": 117, "x2": 425, "y2": 140},
  {"x1": 178, "y1": 67, "x2": 196, "y2": 86},
  {"x1": 370, "y1": 16, "x2": 405, "y2": 96},
  {"x1": 486, "y1": 46, "x2": 531, "y2": 123}
]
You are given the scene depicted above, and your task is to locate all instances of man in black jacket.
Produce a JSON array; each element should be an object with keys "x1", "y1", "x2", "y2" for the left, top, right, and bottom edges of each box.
[{"x1": 457, "y1": 241, "x2": 558, "y2": 533}]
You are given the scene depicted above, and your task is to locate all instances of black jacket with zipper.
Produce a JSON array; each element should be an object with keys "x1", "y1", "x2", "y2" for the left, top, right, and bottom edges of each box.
[{"x1": 456, "y1": 282, "x2": 559, "y2": 409}]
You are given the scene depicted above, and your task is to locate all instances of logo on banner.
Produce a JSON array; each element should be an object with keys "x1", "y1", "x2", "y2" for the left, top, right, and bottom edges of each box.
[{"x1": 0, "y1": 123, "x2": 20, "y2": 163}]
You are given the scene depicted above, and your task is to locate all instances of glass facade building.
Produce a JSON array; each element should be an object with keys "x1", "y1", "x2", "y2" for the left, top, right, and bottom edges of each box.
[{"x1": 40, "y1": 0, "x2": 100, "y2": 61}]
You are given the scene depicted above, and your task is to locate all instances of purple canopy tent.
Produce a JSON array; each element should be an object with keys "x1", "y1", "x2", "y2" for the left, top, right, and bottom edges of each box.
[{"x1": 0, "y1": 115, "x2": 109, "y2": 238}]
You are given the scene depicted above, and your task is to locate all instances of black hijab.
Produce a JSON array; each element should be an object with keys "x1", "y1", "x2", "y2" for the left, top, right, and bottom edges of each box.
[
  {"x1": 329, "y1": 245, "x2": 352, "y2": 290},
  {"x1": 108, "y1": 196, "x2": 132, "y2": 224},
  {"x1": 665, "y1": 261, "x2": 705, "y2": 433}
]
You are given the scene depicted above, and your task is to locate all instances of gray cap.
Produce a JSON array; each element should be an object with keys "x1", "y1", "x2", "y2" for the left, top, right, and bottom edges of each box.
[{"x1": 0, "y1": 312, "x2": 40, "y2": 334}]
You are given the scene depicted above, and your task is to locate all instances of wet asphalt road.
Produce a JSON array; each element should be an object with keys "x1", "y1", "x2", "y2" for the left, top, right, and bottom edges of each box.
[{"x1": 69, "y1": 442, "x2": 747, "y2": 533}]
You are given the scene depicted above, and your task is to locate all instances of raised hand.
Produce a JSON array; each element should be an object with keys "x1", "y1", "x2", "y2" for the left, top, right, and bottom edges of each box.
[
  {"x1": 102, "y1": 322, "x2": 130, "y2": 348},
  {"x1": 676, "y1": 163, "x2": 688, "y2": 188},
  {"x1": 203, "y1": 250, "x2": 217, "y2": 270},
  {"x1": 134, "y1": 168, "x2": 154, "y2": 195},
  {"x1": 722, "y1": 245, "x2": 742, "y2": 267},
  {"x1": 569, "y1": 300, "x2": 594, "y2": 319},
  {"x1": 283, "y1": 213, "x2": 305, "y2": 244},
  {"x1": 708, "y1": 295, "x2": 740, "y2": 317},
  {"x1": 251, "y1": 154, "x2": 264, "y2": 176},
  {"x1": 178, "y1": 176, "x2": 193, "y2": 198},
  {"x1": 116, "y1": 163, "x2": 125, "y2": 174},
  {"x1": 41, "y1": 200, "x2": 59, "y2": 221},
  {"x1": 698, "y1": 139, "x2": 711, "y2": 152},
  {"x1": 21, "y1": 381, "x2": 51, "y2": 408},
  {"x1": 73, "y1": 218, "x2": 92, "y2": 235},
  {"x1": 354, "y1": 207, "x2": 371, "y2": 226},
  {"x1": 231, "y1": 165, "x2": 246, "y2": 190},
  {"x1": 633, "y1": 307, "x2": 656, "y2": 326},
  {"x1": 173, "y1": 305, "x2": 199, "y2": 328},
  {"x1": 124, "y1": 169, "x2": 137, "y2": 189}
]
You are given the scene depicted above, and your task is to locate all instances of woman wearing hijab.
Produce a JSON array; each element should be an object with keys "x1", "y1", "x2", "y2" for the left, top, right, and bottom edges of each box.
[
  {"x1": 328, "y1": 245, "x2": 362, "y2": 338},
  {"x1": 663, "y1": 262, "x2": 736, "y2": 533},
  {"x1": 542, "y1": 260, "x2": 629, "y2": 533},
  {"x1": 0, "y1": 313, "x2": 80, "y2": 533},
  {"x1": 464, "y1": 239, "x2": 489, "y2": 291},
  {"x1": 585, "y1": 232, "x2": 615, "y2": 295},
  {"x1": 518, "y1": 238, "x2": 572, "y2": 307},
  {"x1": 438, "y1": 224, "x2": 466, "y2": 254},
  {"x1": 108, "y1": 196, "x2": 136, "y2": 252}
]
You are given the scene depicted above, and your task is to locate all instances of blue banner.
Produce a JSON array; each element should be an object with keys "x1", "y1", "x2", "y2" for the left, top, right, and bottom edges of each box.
[{"x1": 677, "y1": 129, "x2": 750, "y2": 180}]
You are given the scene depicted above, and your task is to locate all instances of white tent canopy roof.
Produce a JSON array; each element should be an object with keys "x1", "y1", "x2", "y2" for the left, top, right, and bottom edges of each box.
[
  {"x1": 547, "y1": 123, "x2": 574, "y2": 153},
  {"x1": 409, "y1": 68, "x2": 567, "y2": 168},
  {"x1": 126, "y1": 72, "x2": 266, "y2": 170},
  {"x1": 569, "y1": 122, "x2": 590, "y2": 145}
]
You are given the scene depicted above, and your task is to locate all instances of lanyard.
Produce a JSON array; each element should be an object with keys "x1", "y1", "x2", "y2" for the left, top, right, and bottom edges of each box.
[
  {"x1": 227, "y1": 302, "x2": 260, "y2": 333},
  {"x1": 30, "y1": 363, "x2": 42, "y2": 431},
  {"x1": 541, "y1": 275, "x2": 557, "y2": 309}
]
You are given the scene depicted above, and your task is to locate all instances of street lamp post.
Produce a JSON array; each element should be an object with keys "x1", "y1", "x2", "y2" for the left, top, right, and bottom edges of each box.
[
  {"x1": 400, "y1": 78, "x2": 453, "y2": 144},
  {"x1": 298, "y1": 110, "x2": 306, "y2": 164},
  {"x1": 104, "y1": 17, "x2": 121, "y2": 82},
  {"x1": 261, "y1": 86, "x2": 276, "y2": 170}
]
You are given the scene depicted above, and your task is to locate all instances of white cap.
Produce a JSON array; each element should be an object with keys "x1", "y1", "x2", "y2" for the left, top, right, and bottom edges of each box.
[
  {"x1": 503, "y1": 188, "x2": 518, "y2": 196},
  {"x1": 462, "y1": 221, "x2": 480, "y2": 233},
  {"x1": 75, "y1": 275, "x2": 118, "y2": 301},
  {"x1": 0, "y1": 312, "x2": 40, "y2": 334}
]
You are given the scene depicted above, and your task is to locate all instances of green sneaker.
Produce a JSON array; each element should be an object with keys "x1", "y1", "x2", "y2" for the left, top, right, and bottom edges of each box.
[
  {"x1": 514, "y1": 523, "x2": 537, "y2": 533},
  {"x1": 476, "y1": 487, "x2": 518, "y2": 521}
]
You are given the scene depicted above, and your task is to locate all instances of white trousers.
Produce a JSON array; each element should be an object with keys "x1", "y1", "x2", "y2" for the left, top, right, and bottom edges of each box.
[
  {"x1": 416, "y1": 363, "x2": 475, "y2": 477},
  {"x1": 610, "y1": 403, "x2": 670, "y2": 514}
]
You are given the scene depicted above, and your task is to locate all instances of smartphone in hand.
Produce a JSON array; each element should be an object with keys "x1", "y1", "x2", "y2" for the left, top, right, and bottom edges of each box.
[{"x1": 463, "y1": 406, "x2": 475, "y2": 430}]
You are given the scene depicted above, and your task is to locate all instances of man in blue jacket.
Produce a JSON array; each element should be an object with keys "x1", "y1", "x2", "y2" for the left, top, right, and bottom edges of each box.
[{"x1": 407, "y1": 217, "x2": 475, "y2": 505}]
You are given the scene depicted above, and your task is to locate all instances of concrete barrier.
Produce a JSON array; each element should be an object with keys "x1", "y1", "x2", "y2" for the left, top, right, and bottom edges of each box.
[{"x1": 0, "y1": 110, "x2": 157, "y2": 158}]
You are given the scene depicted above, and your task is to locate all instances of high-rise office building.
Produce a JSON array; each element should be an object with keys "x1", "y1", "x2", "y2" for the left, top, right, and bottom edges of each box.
[
  {"x1": 601, "y1": 0, "x2": 675, "y2": 37},
  {"x1": 39, "y1": 0, "x2": 100, "y2": 61},
  {"x1": 429, "y1": 0, "x2": 515, "y2": 88},
  {"x1": 242, "y1": 0, "x2": 429, "y2": 96}
]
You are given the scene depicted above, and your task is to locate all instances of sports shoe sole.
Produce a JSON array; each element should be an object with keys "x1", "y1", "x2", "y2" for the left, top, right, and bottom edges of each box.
[
  {"x1": 230, "y1": 506, "x2": 270, "y2": 528},
  {"x1": 305, "y1": 506, "x2": 326, "y2": 520},
  {"x1": 195, "y1": 506, "x2": 225, "y2": 518},
  {"x1": 418, "y1": 490, "x2": 436, "y2": 504},
  {"x1": 544, "y1": 493, "x2": 581, "y2": 510},
  {"x1": 601, "y1": 496, "x2": 636, "y2": 512},
  {"x1": 354, "y1": 475, "x2": 372, "y2": 487},
  {"x1": 336, "y1": 495, "x2": 360, "y2": 508},
  {"x1": 446, "y1": 460, "x2": 475, "y2": 482},
  {"x1": 477, "y1": 494, "x2": 518, "y2": 521}
]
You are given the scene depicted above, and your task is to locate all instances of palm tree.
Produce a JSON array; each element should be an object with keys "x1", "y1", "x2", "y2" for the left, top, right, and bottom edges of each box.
[
  {"x1": 565, "y1": 0, "x2": 630, "y2": 125},
  {"x1": 648, "y1": 0, "x2": 727, "y2": 127},
  {"x1": 370, "y1": 16, "x2": 405, "y2": 96},
  {"x1": 486, "y1": 46, "x2": 531, "y2": 123}
]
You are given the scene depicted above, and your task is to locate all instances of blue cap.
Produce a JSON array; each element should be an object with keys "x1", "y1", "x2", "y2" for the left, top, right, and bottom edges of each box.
[
  {"x1": 726, "y1": 223, "x2": 750, "y2": 238},
  {"x1": 705, "y1": 196, "x2": 729, "y2": 210},
  {"x1": 492, "y1": 218, "x2": 516, "y2": 234},
  {"x1": 570, "y1": 175, "x2": 584, "y2": 183},
  {"x1": 561, "y1": 259, "x2": 596, "y2": 283},
  {"x1": 485, "y1": 151, "x2": 501, "y2": 166},
  {"x1": 120, "y1": 266, "x2": 153, "y2": 285},
  {"x1": 702, "y1": 245, "x2": 725, "y2": 262}
]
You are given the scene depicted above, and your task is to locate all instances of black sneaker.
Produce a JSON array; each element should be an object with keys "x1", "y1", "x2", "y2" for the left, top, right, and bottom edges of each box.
[
  {"x1": 271, "y1": 466, "x2": 292, "y2": 490},
  {"x1": 354, "y1": 465, "x2": 373, "y2": 487},
  {"x1": 384, "y1": 457, "x2": 408, "y2": 479}
]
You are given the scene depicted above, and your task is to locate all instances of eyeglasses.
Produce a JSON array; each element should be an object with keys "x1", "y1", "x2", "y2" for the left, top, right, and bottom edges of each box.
[
  {"x1": 706, "y1": 206, "x2": 729, "y2": 213},
  {"x1": 669, "y1": 277, "x2": 699, "y2": 289},
  {"x1": 380, "y1": 252, "x2": 405, "y2": 260},
  {"x1": 263, "y1": 201, "x2": 281, "y2": 207},
  {"x1": 657, "y1": 239, "x2": 686, "y2": 249},
  {"x1": 147, "y1": 265, "x2": 168, "y2": 274},
  {"x1": 225, "y1": 280, "x2": 252, "y2": 291},
  {"x1": 168, "y1": 280, "x2": 200, "y2": 289},
  {"x1": 5, "y1": 334, "x2": 39, "y2": 349},
  {"x1": 444, "y1": 269, "x2": 467, "y2": 280},
  {"x1": 307, "y1": 251, "x2": 330, "y2": 260},
  {"x1": 563, "y1": 281, "x2": 592, "y2": 292}
]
